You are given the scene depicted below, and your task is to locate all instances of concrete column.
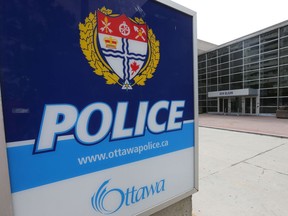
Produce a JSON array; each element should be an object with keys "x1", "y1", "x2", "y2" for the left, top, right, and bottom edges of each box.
[{"x1": 151, "y1": 196, "x2": 192, "y2": 216}]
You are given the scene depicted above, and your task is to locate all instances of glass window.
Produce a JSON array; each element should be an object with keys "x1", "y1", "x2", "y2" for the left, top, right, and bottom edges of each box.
[
  {"x1": 207, "y1": 100, "x2": 217, "y2": 107},
  {"x1": 230, "y1": 51, "x2": 243, "y2": 60},
  {"x1": 207, "y1": 107, "x2": 217, "y2": 112},
  {"x1": 207, "y1": 72, "x2": 217, "y2": 78},
  {"x1": 260, "y1": 107, "x2": 277, "y2": 113},
  {"x1": 218, "y1": 84, "x2": 229, "y2": 91},
  {"x1": 198, "y1": 61, "x2": 206, "y2": 69},
  {"x1": 260, "y1": 98, "x2": 277, "y2": 106},
  {"x1": 208, "y1": 85, "x2": 217, "y2": 92},
  {"x1": 219, "y1": 75, "x2": 229, "y2": 84},
  {"x1": 231, "y1": 82, "x2": 243, "y2": 90},
  {"x1": 260, "y1": 29, "x2": 278, "y2": 43},
  {"x1": 280, "y1": 47, "x2": 288, "y2": 57},
  {"x1": 199, "y1": 95, "x2": 207, "y2": 100},
  {"x1": 279, "y1": 97, "x2": 288, "y2": 106},
  {"x1": 230, "y1": 59, "x2": 243, "y2": 67},
  {"x1": 218, "y1": 47, "x2": 229, "y2": 55},
  {"x1": 207, "y1": 58, "x2": 217, "y2": 66},
  {"x1": 199, "y1": 87, "x2": 206, "y2": 94},
  {"x1": 207, "y1": 51, "x2": 217, "y2": 59},
  {"x1": 260, "y1": 89, "x2": 277, "y2": 97},
  {"x1": 199, "y1": 79, "x2": 206, "y2": 87},
  {"x1": 261, "y1": 50, "x2": 278, "y2": 61},
  {"x1": 280, "y1": 76, "x2": 288, "y2": 87},
  {"x1": 207, "y1": 65, "x2": 217, "y2": 72},
  {"x1": 199, "y1": 74, "x2": 206, "y2": 80},
  {"x1": 244, "y1": 80, "x2": 259, "y2": 89},
  {"x1": 261, "y1": 67, "x2": 278, "y2": 79},
  {"x1": 208, "y1": 78, "x2": 217, "y2": 85},
  {"x1": 244, "y1": 46, "x2": 259, "y2": 57},
  {"x1": 280, "y1": 37, "x2": 288, "y2": 48},
  {"x1": 198, "y1": 54, "x2": 206, "y2": 62},
  {"x1": 260, "y1": 78, "x2": 278, "y2": 88},
  {"x1": 244, "y1": 62, "x2": 259, "y2": 71},
  {"x1": 245, "y1": 70, "x2": 259, "y2": 81},
  {"x1": 280, "y1": 65, "x2": 288, "y2": 76},
  {"x1": 261, "y1": 41, "x2": 278, "y2": 52},
  {"x1": 231, "y1": 73, "x2": 243, "y2": 82},
  {"x1": 244, "y1": 36, "x2": 259, "y2": 48},
  {"x1": 279, "y1": 88, "x2": 288, "y2": 97},
  {"x1": 245, "y1": 55, "x2": 259, "y2": 64},
  {"x1": 218, "y1": 63, "x2": 229, "y2": 70},
  {"x1": 218, "y1": 55, "x2": 229, "y2": 64},
  {"x1": 230, "y1": 42, "x2": 243, "y2": 52},
  {"x1": 261, "y1": 59, "x2": 278, "y2": 68},
  {"x1": 280, "y1": 25, "x2": 288, "y2": 37},
  {"x1": 280, "y1": 56, "x2": 288, "y2": 65},
  {"x1": 199, "y1": 100, "x2": 207, "y2": 107},
  {"x1": 218, "y1": 69, "x2": 229, "y2": 76},
  {"x1": 231, "y1": 66, "x2": 243, "y2": 74},
  {"x1": 199, "y1": 68, "x2": 206, "y2": 75}
]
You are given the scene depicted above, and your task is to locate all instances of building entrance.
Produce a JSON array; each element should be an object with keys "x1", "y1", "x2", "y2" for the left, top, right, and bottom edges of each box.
[
  {"x1": 244, "y1": 97, "x2": 257, "y2": 115},
  {"x1": 219, "y1": 98, "x2": 228, "y2": 113},
  {"x1": 218, "y1": 96, "x2": 258, "y2": 115}
]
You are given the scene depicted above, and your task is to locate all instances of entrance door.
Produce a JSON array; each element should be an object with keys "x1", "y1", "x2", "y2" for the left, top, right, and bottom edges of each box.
[
  {"x1": 223, "y1": 98, "x2": 228, "y2": 113},
  {"x1": 245, "y1": 97, "x2": 257, "y2": 115},
  {"x1": 252, "y1": 97, "x2": 256, "y2": 114},
  {"x1": 245, "y1": 98, "x2": 251, "y2": 114},
  {"x1": 219, "y1": 98, "x2": 229, "y2": 113},
  {"x1": 231, "y1": 97, "x2": 242, "y2": 114}
]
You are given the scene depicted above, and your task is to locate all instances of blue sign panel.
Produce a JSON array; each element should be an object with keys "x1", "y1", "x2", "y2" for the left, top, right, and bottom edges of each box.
[{"x1": 0, "y1": 0, "x2": 197, "y2": 215}]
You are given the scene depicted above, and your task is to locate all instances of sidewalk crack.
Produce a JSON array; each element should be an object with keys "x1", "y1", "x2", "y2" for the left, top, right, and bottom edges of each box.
[{"x1": 230, "y1": 142, "x2": 288, "y2": 168}]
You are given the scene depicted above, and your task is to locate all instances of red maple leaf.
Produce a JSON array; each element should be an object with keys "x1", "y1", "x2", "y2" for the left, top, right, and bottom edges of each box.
[{"x1": 130, "y1": 61, "x2": 140, "y2": 75}]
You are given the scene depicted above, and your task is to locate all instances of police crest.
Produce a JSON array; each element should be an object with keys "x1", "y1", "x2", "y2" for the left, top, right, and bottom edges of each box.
[{"x1": 79, "y1": 7, "x2": 160, "y2": 90}]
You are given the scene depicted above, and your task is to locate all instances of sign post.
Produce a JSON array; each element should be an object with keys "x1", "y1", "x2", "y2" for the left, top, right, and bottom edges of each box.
[{"x1": 0, "y1": 0, "x2": 198, "y2": 215}]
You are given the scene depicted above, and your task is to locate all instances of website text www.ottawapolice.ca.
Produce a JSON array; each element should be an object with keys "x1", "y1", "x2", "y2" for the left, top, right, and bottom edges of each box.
[{"x1": 77, "y1": 140, "x2": 169, "y2": 165}]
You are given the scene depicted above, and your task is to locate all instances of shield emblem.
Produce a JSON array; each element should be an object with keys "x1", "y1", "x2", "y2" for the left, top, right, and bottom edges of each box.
[{"x1": 97, "y1": 11, "x2": 148, "y2": 89}]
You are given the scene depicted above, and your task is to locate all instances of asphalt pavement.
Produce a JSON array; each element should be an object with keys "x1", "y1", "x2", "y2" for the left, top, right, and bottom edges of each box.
[{"x1": 192, "y1": 114, "x2": 288, "y2": 216}]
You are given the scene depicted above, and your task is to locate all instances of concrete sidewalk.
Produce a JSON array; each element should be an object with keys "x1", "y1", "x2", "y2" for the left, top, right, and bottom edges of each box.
[
  {"x1": 192, "y1": 127, "x2": 288, "y2": 216},
  {"x1": 199, "y1": 114, "x2": 288, "y2": 138}
]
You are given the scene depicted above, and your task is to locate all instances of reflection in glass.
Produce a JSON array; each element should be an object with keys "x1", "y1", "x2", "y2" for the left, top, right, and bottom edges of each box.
[
  {"x1": 260, "y1": 98, "x2": 277, "y2": 106},
  {"x1": 261, "y1": 67, "x2": 277, "y2": 79},
  {"x1": 245, "y1": 70, "x2": 259, "y2": 81},
  {"x1": 261, "y1": 41, "x2": 278, "y2": 52},
  {"x1": 261, "y1": 29, "x2": 278, "y2": 43},
  {"x1": 280, "y1": 76, "x2": 288, "y2": 87},
  {"x1": 261, "y1": 78, "x2": 277, "y2": 88},
  {"x1": 244, "y1": 36, "x2": 259, "y2": 48}
]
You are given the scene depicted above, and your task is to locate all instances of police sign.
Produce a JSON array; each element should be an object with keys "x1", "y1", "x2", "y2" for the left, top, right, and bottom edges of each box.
[{"x1": 0, "y1": 0, "x2": 198, "y2": 215}]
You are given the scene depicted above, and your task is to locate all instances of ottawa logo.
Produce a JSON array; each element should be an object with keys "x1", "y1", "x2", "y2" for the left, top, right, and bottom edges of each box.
[
  {"x1": 79, "y1": 7, "x2": 160, "y2": 90},
  {"x1": 91, "y1": 179, "x2": 165, "y2": 214}
]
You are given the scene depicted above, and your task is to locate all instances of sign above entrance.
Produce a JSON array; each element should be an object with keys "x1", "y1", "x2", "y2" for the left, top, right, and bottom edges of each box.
[{"x1": 208, "y1": 88, "x2": 258, "y2": 98}]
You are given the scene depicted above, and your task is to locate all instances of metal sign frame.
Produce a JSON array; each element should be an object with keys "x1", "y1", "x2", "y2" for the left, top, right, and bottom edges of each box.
[{"x1": 0, "y1": 0, "x2": 198, "y2": 215}]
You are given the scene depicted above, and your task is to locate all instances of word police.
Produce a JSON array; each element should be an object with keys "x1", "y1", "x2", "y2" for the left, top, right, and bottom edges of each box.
[{"x1": 34, "y1": 100, "x2": 185, "y2": 153}]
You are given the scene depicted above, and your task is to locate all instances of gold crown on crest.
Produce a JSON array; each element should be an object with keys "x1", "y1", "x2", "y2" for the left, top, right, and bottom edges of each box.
[{"x1": 104, "y1": 36, "x2": 118, "y2": 49}]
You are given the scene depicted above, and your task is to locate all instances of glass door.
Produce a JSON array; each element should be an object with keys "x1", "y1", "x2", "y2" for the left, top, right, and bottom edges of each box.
[
  {"x1": 252, "y1": 97, "x2": 256, "y2": 114},
  {"x1": 224, "y1": 98, "x2": 228, "y2": 113},
  {"x1": 245, "y1": 98, "x2": 251, "y2": 114},
  {"x1": 219, "y1": 98, "x2": 223, "y2": 113},
  {"x1": 245, "y1": 97, "x2": 257, "y2": 115},
  {"x1": 219, "y1": 98, "x2": 229, "y2": 114}
]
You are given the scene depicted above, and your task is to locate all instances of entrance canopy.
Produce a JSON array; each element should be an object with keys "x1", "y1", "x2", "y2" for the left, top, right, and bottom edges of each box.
[{"x1": 208, "y1": 88, "x2": 258, "y2": 98}]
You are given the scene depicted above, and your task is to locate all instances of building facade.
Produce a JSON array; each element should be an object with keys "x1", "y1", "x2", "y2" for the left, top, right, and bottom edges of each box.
[{"x1": 198, "y1": 21, "x2": 288, "y2": 115}]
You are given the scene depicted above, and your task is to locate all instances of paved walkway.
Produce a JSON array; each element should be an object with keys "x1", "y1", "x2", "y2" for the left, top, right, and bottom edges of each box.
[
  {"x1": 193, "y1": 127, "x2": 288, "y2": 216},
  {"x1": 199, "y1": 114, "x2": 288, "y2": 138}
]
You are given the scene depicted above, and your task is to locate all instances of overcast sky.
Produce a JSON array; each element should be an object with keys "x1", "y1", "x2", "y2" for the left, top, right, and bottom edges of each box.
[{"x1": 171, "y1": 0, "x2": 288, "y2": 45}]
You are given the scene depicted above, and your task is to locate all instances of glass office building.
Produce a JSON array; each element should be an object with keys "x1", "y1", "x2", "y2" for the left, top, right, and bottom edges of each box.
[{"x1": 198, "y1": 21, "x2": 288, "y2": 115}]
